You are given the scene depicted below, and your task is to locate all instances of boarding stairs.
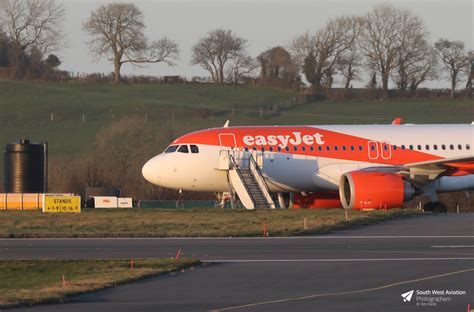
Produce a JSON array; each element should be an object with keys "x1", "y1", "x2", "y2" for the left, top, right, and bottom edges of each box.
[{"x1": 219, "y1": 150, "x2": 275, "y2": 210}]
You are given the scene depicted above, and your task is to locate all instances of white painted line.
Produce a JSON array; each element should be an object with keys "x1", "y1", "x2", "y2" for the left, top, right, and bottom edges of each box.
[
  {"x1": 430, "y1": 245, "x2": 474, "y2": 248},
  {"x1": 202, "y1": 257, "x2": 474, "y2": 263},
  {"x1": 211, "y1": 267, "x2": 474, "y2": 311},
  {"x1": 0, "y1": 236, "x2": 473, "y2": 241}
]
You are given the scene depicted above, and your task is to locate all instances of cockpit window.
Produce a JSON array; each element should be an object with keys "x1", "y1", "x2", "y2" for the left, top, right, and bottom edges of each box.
[
  {"x1": 178, "y1": 145, "x2": 189, "y2": 153},
  {"x1": 164, "y1": 145, "x2": 179, "y2": 153},
  {"x1": 190, "y1": 145, "x2": 199, "y2": 153}
]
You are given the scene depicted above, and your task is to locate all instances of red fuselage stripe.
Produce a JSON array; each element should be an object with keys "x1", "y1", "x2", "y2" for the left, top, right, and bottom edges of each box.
[{"x1": 173, "y1": 126, "x2": 442, "y2": 165}]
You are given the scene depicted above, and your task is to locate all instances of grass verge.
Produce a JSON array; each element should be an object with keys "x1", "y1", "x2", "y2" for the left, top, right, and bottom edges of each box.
[
  {"x1": 0, "y1": 208, "x2": 420, "y2": 238},
  {"x1": 0, "y1": 258, "x2": 199, "y2": 308}
]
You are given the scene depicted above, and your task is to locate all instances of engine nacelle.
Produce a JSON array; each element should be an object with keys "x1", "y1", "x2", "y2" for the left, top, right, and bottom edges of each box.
[
  {"x1": 293, "y1": 192, "x2": 342, "y2": 209},
  {"x1": 339, "y1": 172, "x2": 415, "y2": 210}
]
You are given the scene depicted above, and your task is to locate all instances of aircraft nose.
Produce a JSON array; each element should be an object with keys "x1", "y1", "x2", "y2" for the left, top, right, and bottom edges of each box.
[{"x1": 142, "y1": 156, "x2": 161, "y2": 184}]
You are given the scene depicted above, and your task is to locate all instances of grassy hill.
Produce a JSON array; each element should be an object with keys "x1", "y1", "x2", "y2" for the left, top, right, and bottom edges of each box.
[{"x1": 1, "y1": 80, "x2": 472, "y2": 157}]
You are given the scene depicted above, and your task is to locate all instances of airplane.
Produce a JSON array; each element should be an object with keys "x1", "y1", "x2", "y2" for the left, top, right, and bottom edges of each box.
[
  {"x1": 401, "y1": 290, "x2": 414, "y2": 302},
  {"x1": 142, "y1": 120, "x2": 474, "y2": 212}
]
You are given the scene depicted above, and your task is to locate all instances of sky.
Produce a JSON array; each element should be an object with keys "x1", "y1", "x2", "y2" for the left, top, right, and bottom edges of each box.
[{"x1": 59, "y1": 0, "x2": 473, "y2": 87}]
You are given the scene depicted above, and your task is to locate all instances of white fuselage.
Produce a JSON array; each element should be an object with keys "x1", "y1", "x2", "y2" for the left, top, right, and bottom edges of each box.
[{"x1": 142, "y1": 124, "x2": 474, "y2": 194}]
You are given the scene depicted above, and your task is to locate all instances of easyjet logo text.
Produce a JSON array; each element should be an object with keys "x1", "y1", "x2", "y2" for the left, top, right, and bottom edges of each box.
[{"x1": 242, "y1": 132, "x2": 325, "y2": 148}]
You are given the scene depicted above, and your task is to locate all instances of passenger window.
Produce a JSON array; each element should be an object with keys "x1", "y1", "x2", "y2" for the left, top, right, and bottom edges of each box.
[
  {"x1": 285, "y1": 147, "x2": 290, "y2": 152},
  {"x1": 302, "y1": 146, "x2": 306, "y2": 152},
  {"x1": 278, "y1": 146, "x2": 282, "y2": 152},
  {"x1": 450, "y1": 145, "x2": 454, "y2": 150},
  {"x1": 467, "y1": 144, "x2": 471, "y2": 150},
  {"x1": 393, "y1": 145, "x2": 397, "y2": 151},
  {"x1": 409, "y1": 145, "x2": 414, "y2": 150},
  {"x1": 417, "y1": 145, "x2": 422, "y2": 150},
  {"x1": 359, "y1": 146, "x2": 363, "y2": 151},
  {"x1": 269, "y1": 147, "x2": 273, "y2": 152},
  {"x1": 342, "y1": 146, "x2": 347, "y2": 151},
  {"x1": 401, "y1": 145, "x2": 406, "y2": 150},
  {"x1": 190, "y1": 145, "x2": 199, "y2": 153},
  {"x1": 326, "y1": 146, "x2": 331, "y2": 151},
  {"x1": 334, "y1": 146, "x2": 339, "y2": 151},
  {"x1": 433, "y1": 145, "x2": 438, "y2": 150},
  {"x1": 425, "y1": 145, "x2": 430, "y2": 150},
  {"x1": 253, "y1": 147, "x2": 257, "y2": 151},
  {"x1": 458, "y1": 144, "x2": 462, "y2": 150},
  {"x1": 164, "y1": 145, "x2": 179, "y2": 153},
  {"x1": 294, "y1": 146, "x2": 298, "y2": 152},
  {"x1": 318, "y1": 146, "x2": 322, "y2": 152},
  {"x1": 383, "y1": 145, "x2": 388, "y2": 151},
  {"x1": 350, "y1": 146, "x2": 355, "y2": 151},
  {"x1": 310, "y1": 146, "x2": 314, "y2": 152},
  {"x1": 442, "y1": 145, "x2": 446, "y2": 150},
  {"x1": 244, "y1": 147, "x2": 249, "y2": 152}
]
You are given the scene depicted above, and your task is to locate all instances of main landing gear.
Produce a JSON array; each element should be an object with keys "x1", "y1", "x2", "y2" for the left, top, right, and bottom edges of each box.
[{"x1": 423, "y1": 202, "x2": 448, "y2": 213}]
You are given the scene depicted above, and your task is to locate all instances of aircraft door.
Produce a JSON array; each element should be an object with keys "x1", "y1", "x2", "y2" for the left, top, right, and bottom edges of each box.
[
  {"x1": 367, "y1": 141, "x2": 379, "y2": 160},
  {"x1": 218, "y1": 133, "x2": 237, "y2": 169},
  {"x1": 218, "y1": 133, "x2": 236, "y2": 149},
  {"x1": 381, "y1": 141, "x2": 392, "y2": 160}
]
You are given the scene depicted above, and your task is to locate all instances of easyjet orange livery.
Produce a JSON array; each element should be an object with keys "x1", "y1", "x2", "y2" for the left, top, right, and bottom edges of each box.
[{"x1": 142, "y1": 120, "x2": 474, "y2": 212}]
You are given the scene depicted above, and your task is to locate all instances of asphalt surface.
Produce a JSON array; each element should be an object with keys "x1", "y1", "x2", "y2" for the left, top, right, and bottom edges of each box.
[{"x1": 5, "y1": 213, "x2": 474, "y2": 312}]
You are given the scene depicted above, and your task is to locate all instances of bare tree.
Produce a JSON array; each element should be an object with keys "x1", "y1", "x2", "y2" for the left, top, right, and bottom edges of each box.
[
  {"x1": 0, "y1": 0, "x2": 64, "y2": 78},
  {"x1": 292, "y1": 16, "x2": 361, "y2": 89},
  {"x1": 434, "y1": 39, "x2": 468, "y2": 98},
  {"x1": 406, "y1": 48, "x2": 438, "y2": 93},
  {"x1": 226, "y1": 53, "x2": 258, "y2": 85},
  {"x1": 336, "y1": 50, "x2": 362, "y2": 90},
  {"x1": 360, "y1": 4, "x2": 421, "y2": 97},
  {"x1": 392, "y1": 11, "x2": 436, "y2": 94},
  {"x1": 466, "y1": 51, "x2": 473, "y2": 98},
  {"x1": 83, "y1": 3, "x2": 179, "y2": 83},
  {"x1": 191, "y1": 28, "x2": 247, "y2": 83}
]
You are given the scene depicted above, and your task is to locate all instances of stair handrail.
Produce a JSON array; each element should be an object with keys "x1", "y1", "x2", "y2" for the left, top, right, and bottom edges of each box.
[
  {"x1": 248, "y1": 155, "x2": 276, "y2": 209},
  {"x1": 228, "y1": 153, "x2": 257, "y2": 207}
]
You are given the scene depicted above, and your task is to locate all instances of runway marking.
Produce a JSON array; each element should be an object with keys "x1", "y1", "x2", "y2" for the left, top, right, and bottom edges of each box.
[
  {"x1": 203, "y1": 257, "x2": 474, "y2": 263},
  {"x1": 430, "y1": 245, "x2": 474, "y2": 248},
  {"x1": 210, "y1": 267, "x2": 474, "y2": 311},
  {"x1": 0, "y1": 235, "x2": 473, "y2": 241}
]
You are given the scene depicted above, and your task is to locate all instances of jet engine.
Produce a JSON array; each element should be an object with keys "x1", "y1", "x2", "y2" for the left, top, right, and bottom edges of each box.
[{"x1": 339, "y1": 171, "x2": 415, "y2": 210}]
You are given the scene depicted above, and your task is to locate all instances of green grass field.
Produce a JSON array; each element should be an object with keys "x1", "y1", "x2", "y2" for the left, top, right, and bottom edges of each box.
[
  {"x1": 0, "y1": 80, "x2": 297, "y2": 156},
  {"x1": 1, "y1": 80, "x2": 472, "y2": 158},
  {"x1": 0, "y1": 258, "x2": 198, "y2": 307},
  {"x1": 0, "y1": 80, "x2": 472, "y2": 194},
  {"x1": 0, "y1": 208, "x2": 420, "y2": 238}
]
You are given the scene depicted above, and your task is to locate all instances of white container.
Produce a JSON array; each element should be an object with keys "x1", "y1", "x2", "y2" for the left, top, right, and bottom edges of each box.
[
  {"x1": 94, "y1": 196, "x2": 118, "y2": 208},
  {"x1": 118, "y1": 198, "x2": 133, "y2": 208}
]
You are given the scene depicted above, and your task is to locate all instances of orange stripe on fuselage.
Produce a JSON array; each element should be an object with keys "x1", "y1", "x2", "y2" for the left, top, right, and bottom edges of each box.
[{"x1": 173, "y1": 126, "x2": 442, "y2": 166}]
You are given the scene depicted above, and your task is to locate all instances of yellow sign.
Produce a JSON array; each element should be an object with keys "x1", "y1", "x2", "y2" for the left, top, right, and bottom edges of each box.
[{"x1": 43, "y1": 196, "x2": 81, "y2": 213}]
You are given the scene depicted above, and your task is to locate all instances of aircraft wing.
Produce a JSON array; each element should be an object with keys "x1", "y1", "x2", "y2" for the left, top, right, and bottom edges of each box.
[
  {"x1": 360, "y1": 156, "x2": 474, "y2": 185},
  {"x1": 403, "y1": 156, "x2": 474, "y2": 174}
]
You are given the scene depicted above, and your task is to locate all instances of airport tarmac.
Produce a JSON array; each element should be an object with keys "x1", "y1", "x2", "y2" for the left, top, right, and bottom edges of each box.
[{"x1": 5, "y1": 213, "x2": 474, "y2": 312}]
